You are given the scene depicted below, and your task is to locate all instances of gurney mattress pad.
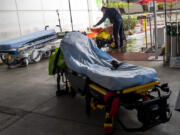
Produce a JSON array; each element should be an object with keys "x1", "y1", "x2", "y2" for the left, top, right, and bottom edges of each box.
[
  {"x1": 0, "y1": 30, "x2": 56, "y2": 50},
  {"x1": 61, "y1": 32, "x2": 158, "y2": 91}
]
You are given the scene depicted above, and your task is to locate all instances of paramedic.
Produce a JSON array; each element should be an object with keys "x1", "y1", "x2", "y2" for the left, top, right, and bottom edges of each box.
[{"x1": 93, "y1": 7, "x2": 125, "y2": 49}]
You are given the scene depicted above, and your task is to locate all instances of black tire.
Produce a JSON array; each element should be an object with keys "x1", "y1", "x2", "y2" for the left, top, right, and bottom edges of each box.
[
  {"x1": 31, "y1": 50, "x2": 42, "y2": 63},
  {"x1": 70, "y1": 88, "x2": 76, "y2": 98},
  {"x1": 1, "y1": 54, "x2": 21, "y2": 67},
  {"x1": 56, "y1": 90, "x2": 68, "y2": 97},
  {"x1": 0, "y1": 54, "x2": 8, "y2": 65},
  {"x1": 56, "y1": 90, "x2": 62, "y2": 97},
  {"x1": 22, "y1": 58, "x2": 29, "y2": 66}
]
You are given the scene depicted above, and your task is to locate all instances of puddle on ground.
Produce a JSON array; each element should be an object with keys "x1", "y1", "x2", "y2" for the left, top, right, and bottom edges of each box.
[{"x1": 102, "y1": 30, "x2": 154, "y2": 53}]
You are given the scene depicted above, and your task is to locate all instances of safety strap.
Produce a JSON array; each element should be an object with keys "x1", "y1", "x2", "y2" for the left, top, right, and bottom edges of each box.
[{"x1": 104, "y1": 92, "x2": 120, "y2": 117}]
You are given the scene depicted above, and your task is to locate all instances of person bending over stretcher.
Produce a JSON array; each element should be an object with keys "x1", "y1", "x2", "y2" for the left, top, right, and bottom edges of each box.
[{"x1": 93, "y1": 7, "x2": 125, "y2": 49}]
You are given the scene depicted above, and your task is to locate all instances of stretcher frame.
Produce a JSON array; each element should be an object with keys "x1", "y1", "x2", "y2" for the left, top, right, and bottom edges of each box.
[
  {"x1": 54, "y1": 55, "x2": 171, "y2": 135},
  {"x1": 0, "y1": 32, "x2": 58, "y2": 68}
]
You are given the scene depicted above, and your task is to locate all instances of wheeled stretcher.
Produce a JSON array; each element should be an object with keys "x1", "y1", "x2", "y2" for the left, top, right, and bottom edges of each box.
[
  {"x1": 50, "y1": 32, "x2": 171, "y2": 134},
  {"x1": 0, "y1": 29, "x2": 58, "y2": 68}
]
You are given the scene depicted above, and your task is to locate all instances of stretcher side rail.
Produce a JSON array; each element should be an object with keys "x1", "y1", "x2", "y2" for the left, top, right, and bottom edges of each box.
[
  {"x1": 89, "y1": 81, "x2": 161, "y2": 96},
  {"x1": 19, "y1": 35, "x2": 57, "y2": 50},
  {"x1": 0, "y1": 34, "x2": 57, "y2": 54}
]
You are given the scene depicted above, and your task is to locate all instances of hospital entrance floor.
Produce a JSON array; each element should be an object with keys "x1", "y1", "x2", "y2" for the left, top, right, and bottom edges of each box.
[{"x1": 0, "y1": 59, "x2": 179, "y2": 135}]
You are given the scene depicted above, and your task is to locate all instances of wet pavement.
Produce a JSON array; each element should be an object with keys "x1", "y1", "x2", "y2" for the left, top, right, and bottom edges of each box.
[
  {"x1": 0, "y1": 60, "x2": 180, "y2": 135},
  {"x1": 101, "y1": 21, "x2": 165, "y2": 54}
]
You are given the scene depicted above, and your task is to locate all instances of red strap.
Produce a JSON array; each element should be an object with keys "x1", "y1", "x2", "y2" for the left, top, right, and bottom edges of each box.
[
  {"x1": 110, "y1": 98, "x2": 120, "y2": 117},
  {"x1": 104, "y1": 92, "x2": 120, "y2": 117},
  {"x1": 104, "y1": 127, "x2": 112, "y2": 134},
  {"x1": 143, "y1": 96, "x2": 150, "y2": 101},
  {"x1": 104, "y1": 92, "x2": 115, "y2": 103}
]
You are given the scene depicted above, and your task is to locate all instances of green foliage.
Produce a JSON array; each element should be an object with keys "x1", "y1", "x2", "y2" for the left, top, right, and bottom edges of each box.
[
  {"x1": 123, "y1": 16, "x2": 138, "y2": 31},
  {"x1": 96, "y1": 0, "x2": 102, "y2": 9},
  {"x1": 157, "y1": 2, "x2": 180, "y2": 9},
  {"x1": 166, "y1": 2, "x2": 177, "y2": 6},
  {"x1": 157, "y1": 3, "x2": 164, "y2": 9},
  {"x1": 157, "y1": 3, "x2": 163, "y2": 7},
  {"x1": 104, "y1": 2, "x2": 133, "y2": 8}
]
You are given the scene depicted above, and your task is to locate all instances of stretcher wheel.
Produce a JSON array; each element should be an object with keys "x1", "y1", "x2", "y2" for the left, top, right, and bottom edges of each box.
[
  {"x1": 56, "y1": 90, "x2": 62, "y2": 96},
  {"x1": 1, "y1": 54, "x2": 16, "y2": 66},
  {"x1": 1, "y1": 54, "x2": 21, "y2": 68},
  {"x1": 70, "y1": 89, "x2": 76, "y2": 97},
  {"x1": 56, "y1": 90, "x2": 68, "y2": 96},
  {"x1": 23, "y1": 58, "x2": 29, "y2": 66},
  {"x1": 0, "y1": 54, "x2": 8, "y2": 64},
  {"x1": 31, "y1": 50, "x2": 42, "y2": 62}
]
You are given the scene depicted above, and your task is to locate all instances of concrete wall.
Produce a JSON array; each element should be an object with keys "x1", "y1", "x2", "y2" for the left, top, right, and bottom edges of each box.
[{"x1": 0, "y1": 0, "x2": 102, "y2": 41}]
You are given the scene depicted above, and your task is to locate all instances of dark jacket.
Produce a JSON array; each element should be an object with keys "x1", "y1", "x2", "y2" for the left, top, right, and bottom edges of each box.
[{"x1": 95, "y1": 8, "x2": 122, "y2": 26}]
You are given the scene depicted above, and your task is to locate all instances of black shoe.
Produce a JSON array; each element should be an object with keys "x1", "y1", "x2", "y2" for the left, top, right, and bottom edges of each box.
[
  {"x1": 111, "y1": 45, "x2": 119, "y2": 49},
  {"x1": 120, "y1": 43, "x2": 124, "y2": 48}
]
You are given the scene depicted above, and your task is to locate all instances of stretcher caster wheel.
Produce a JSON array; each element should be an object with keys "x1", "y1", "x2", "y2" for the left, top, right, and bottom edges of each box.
[
  {"x1": 69, "y1": 88, "x2": 76, "y2": 97},
  {"x1": 23, "y1": 58, "x2": 29, "y2": 66},
  {"x1": 31, "y1": 50, "x2": 42, "y2": 62},
  {"x1": 0, "y1": 54, "x2": 8, "y2": 65},
  {"x1": 56, "y1": 90, "x2": 62, "y2": 97},
  {"x1": 56, "y1": 90, "x2": 68, "y2": 97}
]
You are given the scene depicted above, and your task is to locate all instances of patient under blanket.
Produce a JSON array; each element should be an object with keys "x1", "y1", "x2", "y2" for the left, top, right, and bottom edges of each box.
[{"x1": 61, "y1": 32, "x2": 158, "y2": 91}]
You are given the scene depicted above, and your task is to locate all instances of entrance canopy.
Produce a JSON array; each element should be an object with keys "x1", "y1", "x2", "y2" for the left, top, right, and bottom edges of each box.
[
  {"x1": 112, "y1": 0, "x2": 180, "y2": 4},
  {"x1": 137, "y1": 0, "x2": 180, "y2": 5}
]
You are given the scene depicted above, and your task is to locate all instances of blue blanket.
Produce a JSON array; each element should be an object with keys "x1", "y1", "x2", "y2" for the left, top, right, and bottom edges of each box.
[
  {"x1": 0, "y1": 29, "x2": 56, "y2": 50},
  {"x1": 61, "y1": 32, "x2": 158, "y2": 91}
]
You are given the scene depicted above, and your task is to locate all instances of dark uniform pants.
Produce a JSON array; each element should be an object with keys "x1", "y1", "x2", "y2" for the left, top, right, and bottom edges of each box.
[{"x1": 113, "y1": 20, "x2": 124, "y2": 48}]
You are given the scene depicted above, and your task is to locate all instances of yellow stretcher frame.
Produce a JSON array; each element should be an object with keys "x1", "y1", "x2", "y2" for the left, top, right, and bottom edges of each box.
[{"x1": 89, "y1": 81, "x2": 160, "y2": 96}]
